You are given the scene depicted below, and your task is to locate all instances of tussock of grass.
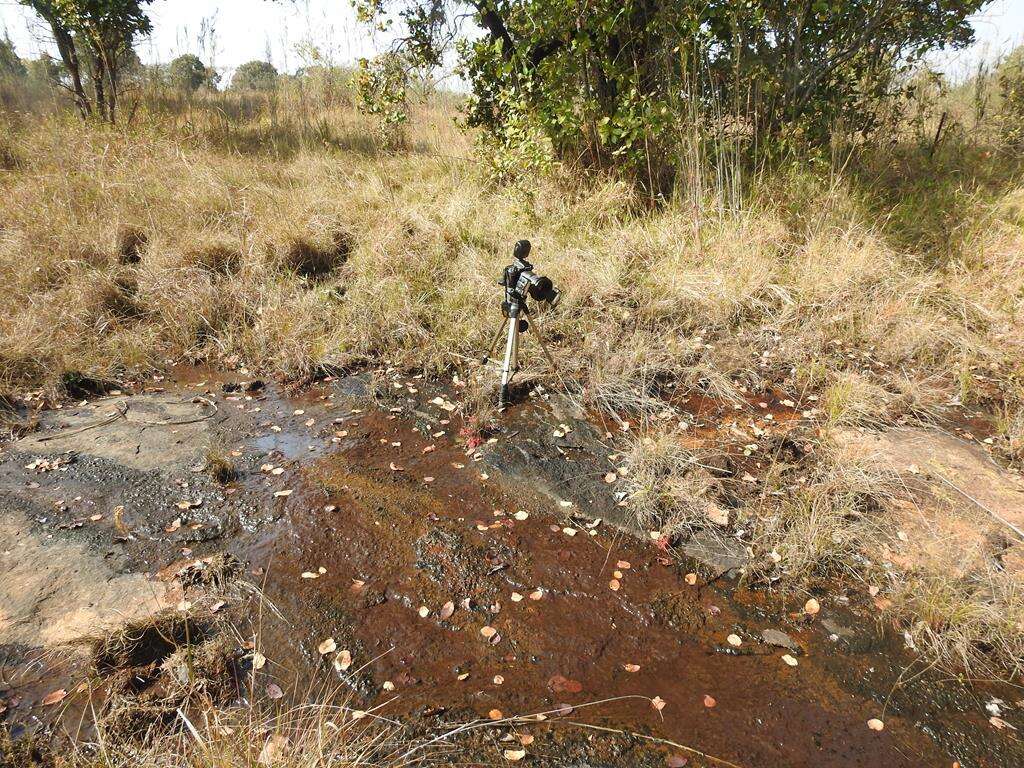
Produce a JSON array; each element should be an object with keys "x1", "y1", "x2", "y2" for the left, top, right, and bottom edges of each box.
[
  {"x1": 621, "y1": 432, "x2": 724, "y2": 535},
  {"x1": 886, "y1": 565, "x2": 1024, "y2": 680}
]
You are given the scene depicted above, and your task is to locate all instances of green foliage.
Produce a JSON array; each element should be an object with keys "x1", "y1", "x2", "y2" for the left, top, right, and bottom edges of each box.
[
  {"x1": 0, "y1": 34, "x2": 27, "y2": 80},
  {"x1": 358, "y1": 0, "x2": 989, "y2": 192},
  {"x1": 24, "y1": 53, "x2": 62, "y2": 90},
  {"x1": 19, "y1": 0, "x2": 153, "y2": 120},
  {"x1": 231, "y1": 60, "x2": 278, "y2": 92},
  {"x1": 998, "y1": 46, "x2": 1024, "y2": 149},
  {"x1": 168, "y1": 53, "x2": 216, "y2": 93},
  {"x1": 354, "y1": 52, "x2": 409, "y2": 147}
]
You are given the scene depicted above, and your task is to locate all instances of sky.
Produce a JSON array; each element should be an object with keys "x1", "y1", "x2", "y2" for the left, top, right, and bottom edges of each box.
[{"x1": 1, "y1": 0, "x2": 1023, "y2": 83}]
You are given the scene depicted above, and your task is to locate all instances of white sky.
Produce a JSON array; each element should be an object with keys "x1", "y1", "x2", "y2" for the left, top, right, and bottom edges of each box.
[{"x1": 1, "y1": 0, "x2": 1023, "y2": 82}]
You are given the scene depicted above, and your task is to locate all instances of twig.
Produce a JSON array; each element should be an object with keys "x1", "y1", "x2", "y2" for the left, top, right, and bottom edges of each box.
[{"x1": 561, "y1": 720, "x2": 746, "y2": 768}]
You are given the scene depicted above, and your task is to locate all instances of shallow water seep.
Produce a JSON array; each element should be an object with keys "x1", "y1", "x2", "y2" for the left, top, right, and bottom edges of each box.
[{"x1": 0, "y1": 370, "x2": 1021, "y2": 766}]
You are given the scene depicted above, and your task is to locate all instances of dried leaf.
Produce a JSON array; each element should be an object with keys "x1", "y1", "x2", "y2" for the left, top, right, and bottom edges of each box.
[
  {"x1": 258, "y1": 734, "x2": 290, "y2": 765},
  {"x1": 803, "y1": 598, "x2": 820, "y2": 616},
  {"x1": 867, "y1": 718, "x2": 885, "y2": 731},
  {"x1": 609, "y1": 579, "x2": 621, "y2": 591},
  {"x1": 480, "y1": 625, "x2": 498, "y2": 639},
  {"x1": 488, "y1": 708, "x2": 504, "y2": 720},
  {"x1": 266, "y1": 683, "x2": 284, "y2": 700},
  {"x1": 252, "y1": 651, "x2": 267, "y2": 670},
  {"x1": 41, "y1": 689, "x2": 67, "y2": 706},
  {"x1": 439, "y1": 601, "x2": 455, "y2": 619},
  {"x1": 503, "y1": 749, "x2": 526, "y2": 761},
  {"x1": 727, "y1": 634, "x2": 742, "y2": 647},
  {"x1": 623, "y1": 663, "x2": 641, "y2": 673},
  {"x1": 781, "y1": 654, "x2": 799, "y2": 667},
  {"x1": 684, "y1": 573, "x2": 698, "y2": 585},
  {"x1": 703, "y1": 694, "x2": 716, "y2": 708},
  {"x1": 334, "y1": 650, "x2": 352, "y2": 671},
  {"x1": 651, "y1": 695, "x2": 666, "y2": 711},
  {"x1": 493, "y1": 675, "x2": 505, "y2": 685},
  {"x1": 273, "y1": 489, "x2": 293, "y2": 498},
  {"x1": 318, "y1": 637, "x2": 337, "y2": 655},
  {"x1": 418, "y1": 606, "x2": 430, "y2": 618}
]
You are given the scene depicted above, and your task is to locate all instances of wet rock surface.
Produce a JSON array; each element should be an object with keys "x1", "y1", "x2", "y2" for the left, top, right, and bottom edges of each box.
[{"x1": 0, "y1": 371, "x2": 1022, "y2": 767}]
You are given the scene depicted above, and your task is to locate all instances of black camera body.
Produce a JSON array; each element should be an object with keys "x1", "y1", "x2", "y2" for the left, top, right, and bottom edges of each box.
[{"x1": 500, "y1": 240, "x2": 560, "y2": 319}]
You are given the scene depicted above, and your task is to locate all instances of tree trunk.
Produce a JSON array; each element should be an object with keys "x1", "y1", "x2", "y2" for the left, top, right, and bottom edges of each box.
[{"x1": 48, "y1": 20, "x2": 91, "y2": 117}]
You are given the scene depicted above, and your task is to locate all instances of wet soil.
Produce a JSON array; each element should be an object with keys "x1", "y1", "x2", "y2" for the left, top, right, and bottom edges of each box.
[{"x1": 1, "y1": 371, "x2": 1022, "y2": 767}]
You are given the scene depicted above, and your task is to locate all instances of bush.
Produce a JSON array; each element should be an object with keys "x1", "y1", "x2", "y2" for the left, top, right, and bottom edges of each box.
[{"x1": 231, "y1": 60, "x2": 278, "y2": 92}]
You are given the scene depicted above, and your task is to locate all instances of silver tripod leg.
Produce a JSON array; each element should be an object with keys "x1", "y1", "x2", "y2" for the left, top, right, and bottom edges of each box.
[
  {"x1": 480, "y1": 317, "x2": 509, "y2": 365},
  {"x1": 499, "y1": 311, "x2": 520, "y2": 409}
]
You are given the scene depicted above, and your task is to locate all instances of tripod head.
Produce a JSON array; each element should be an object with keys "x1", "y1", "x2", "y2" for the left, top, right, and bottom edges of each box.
[{"x1": 500, "y1": 239, "x2": 560, "y2": 316}]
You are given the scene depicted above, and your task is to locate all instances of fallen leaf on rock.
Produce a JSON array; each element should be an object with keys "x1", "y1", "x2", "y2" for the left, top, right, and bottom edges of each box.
[
  {"x1": 503, "y1": 749, "x2": 526, "y2": 761},
  {"x1": 488, "y1": 709, "x2": 504, "y2": 720},
  {"x1": 651, "y1": 696, "x2": 666, "y2": 711},
  {"x1": 703, "y1": 695, "x2": 716, "y2": 708},
  {"x1": 623, "y1": 663, "x2": 641, "y2": 673},
  {"x1": 867, "y1": 718, "x2": 885, "y2": 731},
  {"x1": 266, "y1": 683, "x2": 284, "y2": 700},
  {"x1": 439, "y1": 601, "x2": 455, "y2": 619},
  {"x1": 165, "y1": 518, "x2": 182, "y2": 533},
  {"x1": 990, "y1": 716, "x2": 1017, "y2": 730},
  {"x1": 41, "y1": 689, "x2": 67, "y2": 706},
  {"x1": 318, "y1": 638, "x2": 337, "y2": 655}
]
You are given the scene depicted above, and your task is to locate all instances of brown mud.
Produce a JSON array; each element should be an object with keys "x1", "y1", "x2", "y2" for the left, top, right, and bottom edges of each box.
[{"x1": 1, "y1": 370, "x2": 1021, "y2": 767}]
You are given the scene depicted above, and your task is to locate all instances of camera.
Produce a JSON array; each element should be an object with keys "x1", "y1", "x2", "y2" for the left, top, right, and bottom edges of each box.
[{"x1": 500, "y1": 239, "x2": 561, "y2": 317}]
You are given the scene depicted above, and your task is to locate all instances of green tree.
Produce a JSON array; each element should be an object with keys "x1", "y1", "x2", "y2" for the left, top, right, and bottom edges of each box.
[
  {"x1": 168, "y1": 53, "x2": 208, "y2": 93},
  {"x1": 356, "y1": 0, "x2": 989, "y2": 191},
  {"x1": 231, "y1": 59, "x2": 278, "y2": 91},
  {"x1": 0, "y1": 34, "x2": 27, "y2": 80},
  {"x1": 19, "y1": 0, "x2": 153, "y2": 121}
]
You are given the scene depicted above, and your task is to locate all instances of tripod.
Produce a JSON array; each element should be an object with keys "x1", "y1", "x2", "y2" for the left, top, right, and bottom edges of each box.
[{"x1": 481, "y1": 299, "x2": 558, "y2": 409}]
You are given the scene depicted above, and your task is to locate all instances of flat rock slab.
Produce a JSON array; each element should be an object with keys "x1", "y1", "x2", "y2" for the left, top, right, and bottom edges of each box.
[
  {"x1": 836, "y1": 426, "x2": 1024, "y2": 575},
  {"x1": 0, "y1": 504, "x2": 177, "y2": 647},
  {"x1": 16, "y1": 394, "x2": 217, "y2": 472}
]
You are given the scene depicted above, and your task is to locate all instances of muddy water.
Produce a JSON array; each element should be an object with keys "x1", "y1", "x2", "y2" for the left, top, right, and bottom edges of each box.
[{"x1": 1, "y1": 372, "x2": 1021, "y2": 767}]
